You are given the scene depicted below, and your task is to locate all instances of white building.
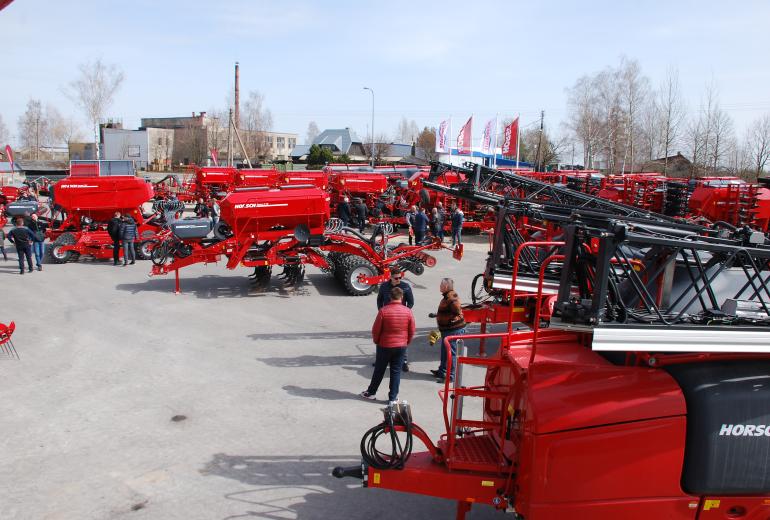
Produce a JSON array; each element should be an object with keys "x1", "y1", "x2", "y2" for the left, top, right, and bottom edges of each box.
[{"x1": 103, "y1": 128, "x2": 175, "y2": 171}]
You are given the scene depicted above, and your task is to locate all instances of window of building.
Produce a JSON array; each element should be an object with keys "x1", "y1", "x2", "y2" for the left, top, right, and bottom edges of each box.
[
  {"x1": 288, "y1": 138, "x2": 296, "y2": 149},
  {"x1": 158, "y1": 137, "x2": 163, "y2": 146},
  {"x1": 277, "y1": 137, "x2": 285, "y2": 149},
  {"x1": 264, "y1": 135, "x2": 272, "y2": 146}
]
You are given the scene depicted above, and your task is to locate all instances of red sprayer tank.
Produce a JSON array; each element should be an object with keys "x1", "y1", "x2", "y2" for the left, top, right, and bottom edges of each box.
[{"x1": 218, "y1": 186, "x2": 330, "y2": 242}]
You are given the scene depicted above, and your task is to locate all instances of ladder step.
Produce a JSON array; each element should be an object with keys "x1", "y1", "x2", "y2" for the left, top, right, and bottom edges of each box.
[
  {"x1": 456, "y1": 419, "x2": 500, "y2": 430},
  {"x1": 454, "y1": 388, "x2": 509, "y2": 400}
]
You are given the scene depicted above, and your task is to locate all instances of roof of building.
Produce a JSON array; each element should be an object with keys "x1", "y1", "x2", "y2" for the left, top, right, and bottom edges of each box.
[
  {"x1": 313, "y1": 128, "x2": 355, "y2": 154},
  {"x1": 290, "y1": 144, "x2": 312, "y2": 159},
  {"x1": 383, "y1": 144, "x2": 412, "y2": 158}
]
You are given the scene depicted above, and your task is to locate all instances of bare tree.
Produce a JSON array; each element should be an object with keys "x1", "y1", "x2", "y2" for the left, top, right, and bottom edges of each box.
[
  {"x1": 306, "y1": 121, "x2": 320, "y2": 143},
  {"x1": 395, "y1": 117, "x2": 420, "y2": 143},
  {"x1": 363, "y1": 133, "x2": 390, "y2": 164},
  {"x1": 709, "y1": 107, "x2": 734, "y2": 171},
  {"x1": 242, "y1": 90, "x2": 273, "y2": 159},
  {"x1": 206, "y1": 109, "x2": 228, "y2": 160},
  {"x1": 64, "y1": 59, "x2": 124, "y2": 159},
  {"x1": 657, "y1": 68, "x2": 686, "y2": 173},
  {"x1": 619, "y1": 57, "x2": 649, "y2": 173},
  {"x1": 638, "y1": 97, "x2": 660, "y2": 162},
  {"x1": 565, "y1": 75, "x2": 602, "y2": 168},
  {"x1": 746, "y1": 114, "x2": 770, "y2": 177},
  {"x1": 415, "y1": 126, "x2": 437, "y2": 162},
  {"x1": 18, "y1": 99, "x2": 47, "y2": 159}
]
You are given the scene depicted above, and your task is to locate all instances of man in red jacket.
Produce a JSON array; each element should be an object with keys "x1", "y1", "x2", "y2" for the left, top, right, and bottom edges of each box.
[{"x1": 361, "y1": 287, "x2": 415, "y2": 403}]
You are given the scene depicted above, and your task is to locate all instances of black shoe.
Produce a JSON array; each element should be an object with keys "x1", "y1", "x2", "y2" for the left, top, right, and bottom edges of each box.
[
  {"x1": 129, "y1": 261, "x2": 135, "y2": 265},
  {"x1": 28, "y1": 269, "x2": 33, "y2": 273},
  {"x1": 19, "y1": 271, "x2": 24, "y2": 275},
  {"x1": 430, "y1": 369, "x2": 441, "y2": 377},
  {"x1": 402, "y1": 362, "x2": 410, "y2": 372},
  {"x1": 123, "y1": 262, "x2": 127, "y2": 266},
  {"x1": 371, "y1": 362, "x2": 375, "y2": 367},
  {"x1": 37, "y1": 265, "x2": 42, "y2": 271},
  {"x1": 113, "y1": 262, "x2": 119, "y2": 266}
]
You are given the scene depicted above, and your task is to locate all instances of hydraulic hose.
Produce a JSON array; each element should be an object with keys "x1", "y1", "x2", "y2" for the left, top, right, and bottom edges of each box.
[{"x1": 360, "y1": 404, "x2": 413, "y2": 470}]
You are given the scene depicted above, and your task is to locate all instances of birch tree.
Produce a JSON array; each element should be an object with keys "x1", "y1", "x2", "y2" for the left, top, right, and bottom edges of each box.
[
  {"x1": 64, "y1": 59, "x2": 124, "y2": 159},
  {"x1": 657, "y1": 68, "x2": 686, "y2": 173},
  {"x1": 746, "y1": 114, "x2": 770, "y2": 176}
]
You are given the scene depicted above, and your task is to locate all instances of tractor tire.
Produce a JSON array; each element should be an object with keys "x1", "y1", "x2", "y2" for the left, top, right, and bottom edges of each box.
[
  {"x1": 213, "y1": 221, "x2": 232, "y2": 240},
  {"x1": 135, "y1": 240, "x2": 154, "y2": 261},
  {"x1": 333, "y1": 253, "x2": 352, "y2": 282},
  {"x1": 50, "y1": 232, "x2": 79, "y2": 264},
  {"x1": 340, "y1": 255, "x2": 377, "y2": 296}
]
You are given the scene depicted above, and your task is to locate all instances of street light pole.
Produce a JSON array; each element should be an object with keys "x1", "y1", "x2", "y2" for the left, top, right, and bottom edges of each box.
[{"x1": 363, "y1": 87, "x2": 374, "y2": 167}]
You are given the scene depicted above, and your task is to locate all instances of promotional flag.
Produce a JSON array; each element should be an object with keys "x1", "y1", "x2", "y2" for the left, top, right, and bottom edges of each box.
[
  {"x1": 457, "y1": 116, "x2": 472, "y2": 155},
  {"x1": 435, "y1": 119, "x2": 449, "y2": 153},
  {"x1": 502, "y1": 118, "x2": 519, "y2": 157},
  {"x1": 5, "y1": 145, "x2": 13, "y2": 165},
  {"x1": 210, "y1": 148, "x2": 219, "y2": 166},
  {"x1": 481, "y1": 118, "x2": 496, "y2": 154}
]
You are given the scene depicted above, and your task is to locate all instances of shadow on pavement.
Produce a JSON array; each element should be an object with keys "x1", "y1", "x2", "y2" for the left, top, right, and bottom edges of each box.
[
  {"x1": 199, "y1": 453, "x2": 457, "y2": 520},
  {"x1": 115, "y1": 275, "x2": 312, "y2": 299}
]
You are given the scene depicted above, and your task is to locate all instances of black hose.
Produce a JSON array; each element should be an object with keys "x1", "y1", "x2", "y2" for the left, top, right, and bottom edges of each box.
[{"x1": 360, "y1": 406, "x2": 413, "y2": 470}]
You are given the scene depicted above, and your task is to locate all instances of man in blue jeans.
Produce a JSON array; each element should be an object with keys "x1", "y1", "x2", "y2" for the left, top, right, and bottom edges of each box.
[
  {"x1": 7, "y1": 218, "x2": 35, "y2": 275},
  {"x1": 361, "y1": 287, "x2": 416, "y2": 403},
  {"x1": 376, "y1": 268, "x2": 414, "y2": 372}
]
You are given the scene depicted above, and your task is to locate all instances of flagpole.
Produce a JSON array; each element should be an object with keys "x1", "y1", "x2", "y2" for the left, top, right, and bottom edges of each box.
[
  {"x1": 448, "y1": 116, "x2": 452, "y2": 166},
  {"x1": 515, "y1": 113, "x2": 521, "y2": 169},
  {"x1": 492, "y1": 113, "x2": 499, "y2": 169}
]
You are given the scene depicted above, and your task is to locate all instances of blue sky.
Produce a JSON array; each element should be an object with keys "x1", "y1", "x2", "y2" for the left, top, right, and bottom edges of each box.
[{"x1": 2, "y1": 0, "x2": 769, "y2": 146}]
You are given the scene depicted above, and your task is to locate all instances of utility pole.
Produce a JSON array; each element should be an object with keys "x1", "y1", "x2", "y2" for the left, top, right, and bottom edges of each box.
[
  {"x1": 363, "y1": 87, "x2": 374, "y2": 167},
  {"x1": 534, "y1": 110, "x2": 544, "y2": 172}
]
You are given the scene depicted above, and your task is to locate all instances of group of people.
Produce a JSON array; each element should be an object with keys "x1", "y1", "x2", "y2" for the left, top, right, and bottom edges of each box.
[
  {"x1": 336, "y1": 197, "x2": 466, "y2": 247},
  {"x1": 336, "y1": 197, "x2": 368, "y2": 233},
  {"x1": 404, "y1": 202, "x2": 465, "y2": 247},
  {"x1": 107, "y1": 212, "x2": 139, "y2": 266},
  {"x1": 361, "y1": 269, "x2": 466, "y2": 403},
  {"x1": 193, "y1": 197, "x2": 221, "y2": 230},
  {"x1": 2, "y1": 213, "x2": 47, "y2": 275}
]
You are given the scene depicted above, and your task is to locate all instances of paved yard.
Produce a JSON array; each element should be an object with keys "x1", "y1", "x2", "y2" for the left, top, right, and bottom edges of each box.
[{"x1": 0, "y1": 232, "x2": 503, "y2": 519}]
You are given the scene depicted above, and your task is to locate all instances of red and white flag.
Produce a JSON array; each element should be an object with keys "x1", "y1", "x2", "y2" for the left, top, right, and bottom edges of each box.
[
  {"x1": 502, "y1": 117, "x2": 519, "y2": 157},
  {"x1": 457, "y1": 116, "x2": 472, "y2": 155},
  {"x1": 481, "y1": 118, "x2": 496, "y2": 154},
  {"x1": 435, "y1": 119, "x2": 449, "y2": 153},
  {"x1": 210, "y1": 148, "x2": 219, "y2": 166},
  {"x1": 4, "y1": 145, "x2": 14, "y2": 165}
]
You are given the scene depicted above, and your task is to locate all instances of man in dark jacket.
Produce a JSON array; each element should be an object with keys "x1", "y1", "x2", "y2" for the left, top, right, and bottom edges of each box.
[
  {"x1": 107, "y1": 211, "x2": 123, "y2": 266},
  {"x1": 377, "y1": 268, "x2": 415, "y2": 372},
  {"x1": 195, "y1": 198, "x2": 210, "y2": 218},
  {"x1": 121, "y1": 216, "x2": 138, "y2": 266},
  {"x1": 413, "y1": 206, "x2": 429, "y2": 245},
  {"x1": 404, "y1": 206, "x2": 416, "y2": 245},
  {"x1": 451, "y1": 205, "x2": 464, "y2": 246},
  {"x1": 361, "y1": 287, "x2": 415, "y2": 403},
  {"x1": 337, "y1": 197, "x2": 352, "y2": 227},
  {"x1": 354, "y1": 198, "x2": 367, "y2": 233},
  {"x1": 7, "y1": 217, "x2": 35, "y2": 275},
  {"x1": 28, "y1": 213, "x2": 46, "y2": 271}
]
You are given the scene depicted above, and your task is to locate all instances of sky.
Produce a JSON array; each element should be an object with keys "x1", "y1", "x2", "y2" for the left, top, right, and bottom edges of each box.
[{"x1": 2, "y1": 0, "x2": 770, "y2": 149}]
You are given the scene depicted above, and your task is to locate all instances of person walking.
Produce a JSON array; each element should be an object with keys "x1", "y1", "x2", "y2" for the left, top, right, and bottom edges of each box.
[
  {"x1": 354, "y1": 198, "x2": 367, "y2": 233},
  {"x1": 377, "y1": 268, "x2": 415, "y2": 372},
  {"x1": 361, "y1": 287, "x2": 415, "y2": 403},
  {"x1": 451, "y1": 205, "x2": 464, "y2": 247},
  {"x1": 107, "y1": 211, "x2": 123, "y2": 266},
  {"x1": 404, "y1": 206, "x2": 416, "y2": 245},
  {"x1": 436, "y1": 202, "x2": 446, "y2": 242},
  {"x1": 413, "y1": 206, "x2": 429, "y2": 245},
  {"x1": 28, "y1": 213, "x2": 46, "y2": 271},
  {"x1": 210, "y1": 199, "x2": 220, "y2": 230},
  {"x1": 430, "y1": 278, "x2": 466, "y2": 383},
  {"x1": 121, "y1": 215, "x2": 138, "y2": 266},
  {"x1": 337, "y1": 196, "x2": 352, "y2": 227},
  {"x1": 195, "y1": 198, "x2": 210, "y2": 218},
  {"x1": 7, "y1": 217, "x2": 34, "y2": 275},
  {"x1": 0, "y1": 226, "x2": 8, "y2": 261}
]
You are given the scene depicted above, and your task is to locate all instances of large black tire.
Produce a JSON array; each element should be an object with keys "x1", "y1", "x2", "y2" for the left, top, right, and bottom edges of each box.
[
  {"x1": 340, "y1": 255, "x2": 377, "y2": 296},
  {"x1": 333, "y1": 253, "x2": 352, "y2": 282},
  {"x1": 213, "y1": 221, "x2": 232, "y2": 240},
  {"x1": 50, "y1": 232, "x2": 79, "y2": 264},
  {"x1": 136, "y1": 240, "x2": 154, "y2": 261},
  {"x1": 471, "y1": 273, "x2": 487, "y2": 304}
]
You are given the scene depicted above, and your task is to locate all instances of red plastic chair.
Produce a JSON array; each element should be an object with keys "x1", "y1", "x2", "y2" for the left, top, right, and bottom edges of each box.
[{"x1": 0, "y1": 321, "x2": 18, "y2": 359}]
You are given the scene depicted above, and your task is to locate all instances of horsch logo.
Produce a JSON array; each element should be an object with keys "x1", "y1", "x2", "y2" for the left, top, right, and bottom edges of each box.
[
  {"x1": 719, "y1": 424, "x2": 770, "y2": 436},
  {"x1": 234, "y1": 203, "x2": 289, "y2": 209}
]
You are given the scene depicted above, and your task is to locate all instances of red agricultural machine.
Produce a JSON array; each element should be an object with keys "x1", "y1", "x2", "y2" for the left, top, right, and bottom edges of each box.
[
  {"x1": 335, "y1": 162, "x2": 770, "y2": 519},
  {"x1": 47, "y1": 160, "x2": 177, "y2": 263},
  {"x1": 148, "y1": 184, "x2": 460, "y2": 295}
]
